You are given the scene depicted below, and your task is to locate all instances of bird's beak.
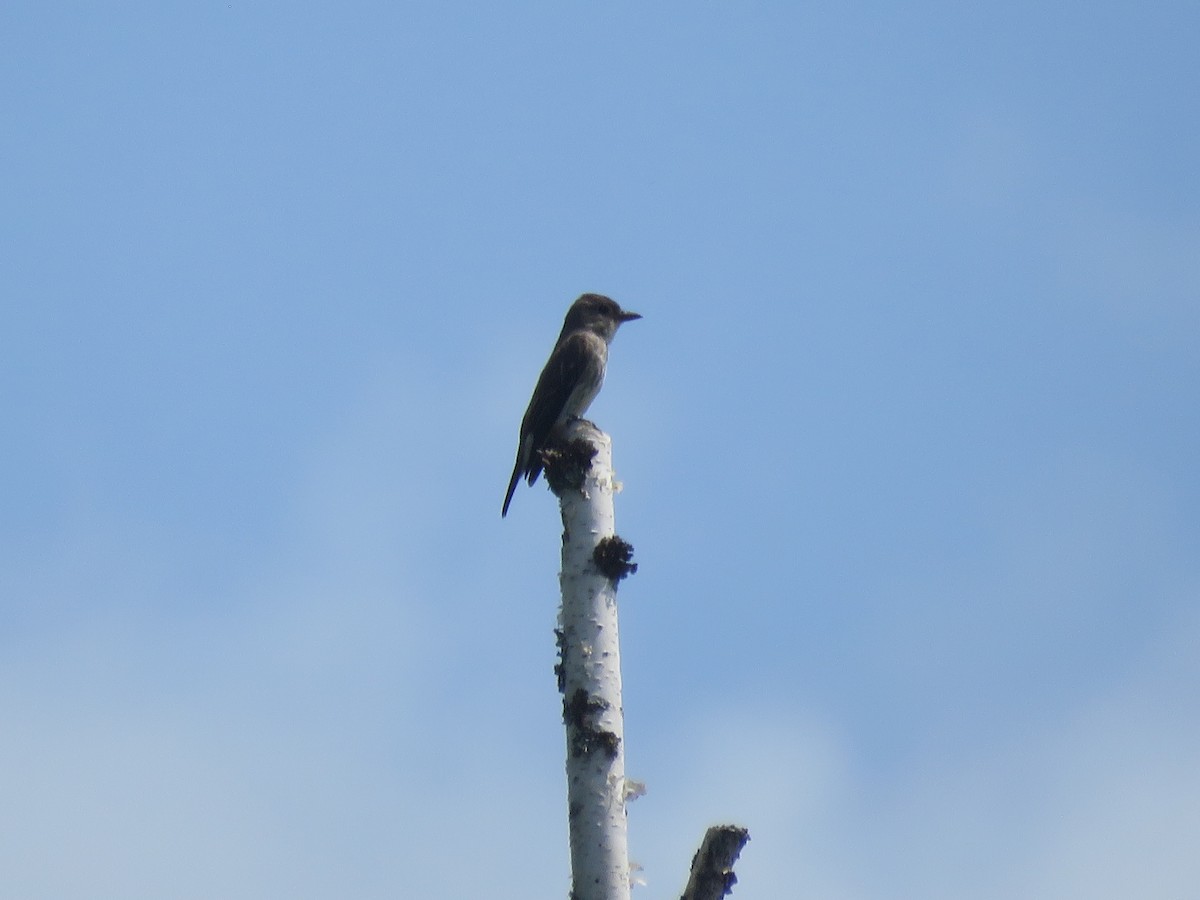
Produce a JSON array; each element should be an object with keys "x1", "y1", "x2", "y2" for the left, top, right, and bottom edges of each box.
[{"x1": 619, "y1": 310, "x2": 642, "y2": 322}]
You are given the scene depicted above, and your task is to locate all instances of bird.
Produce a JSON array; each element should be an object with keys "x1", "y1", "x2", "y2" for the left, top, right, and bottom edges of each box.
[{"x1": 502, "y1": 294, "x2": 641, "y2": 517}]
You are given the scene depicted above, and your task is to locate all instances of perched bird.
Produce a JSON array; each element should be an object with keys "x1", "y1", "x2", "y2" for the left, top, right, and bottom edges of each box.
[{"x1": 502, "y1": 294, "x2": 641, "y2": 517}]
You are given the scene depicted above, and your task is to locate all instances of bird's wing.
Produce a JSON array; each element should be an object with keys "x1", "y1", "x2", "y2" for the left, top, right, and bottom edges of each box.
[{"x1": 519, "y1": 331, "x2": 599, "y2": 484}]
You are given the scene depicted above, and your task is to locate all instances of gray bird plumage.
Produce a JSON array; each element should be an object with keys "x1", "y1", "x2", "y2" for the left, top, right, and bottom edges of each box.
[{"x1": 502, "y1": 294, "x2": 641, "y2": 517}]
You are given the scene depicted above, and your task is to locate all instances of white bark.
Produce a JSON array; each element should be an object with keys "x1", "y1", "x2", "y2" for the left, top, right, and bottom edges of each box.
[{"x1": 555, "y1": 419, "x2": 630, "y2": 900}]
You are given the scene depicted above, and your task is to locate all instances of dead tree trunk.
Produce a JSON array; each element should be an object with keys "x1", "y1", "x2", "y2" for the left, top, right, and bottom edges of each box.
[
  {"x1": 547, "y1": 419, "x2": 637, "y2": 900},
  {"x1": 545, "y1": 419, "x2": 748, "y2": 899}
]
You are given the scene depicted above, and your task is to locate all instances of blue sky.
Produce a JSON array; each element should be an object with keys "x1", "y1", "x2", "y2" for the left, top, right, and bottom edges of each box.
[{"x1": 3, "y1": 3, "x2": 1198, "y2": 897}]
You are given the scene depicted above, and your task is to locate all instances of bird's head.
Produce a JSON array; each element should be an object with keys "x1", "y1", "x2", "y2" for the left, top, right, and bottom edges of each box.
[{"x1": 564, "y1": 293, "x2": 642, "y2": 341}]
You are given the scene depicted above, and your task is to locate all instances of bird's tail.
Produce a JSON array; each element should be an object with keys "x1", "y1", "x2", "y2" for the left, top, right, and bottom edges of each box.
[{"x1": 501, "y1": 460, "x2": 523, "y2": 517}]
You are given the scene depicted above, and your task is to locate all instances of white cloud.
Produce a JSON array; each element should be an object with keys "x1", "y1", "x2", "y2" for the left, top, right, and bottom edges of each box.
[
  {"x1": 624, "y1": 603, "x2": 1200, "y2": 900},
  {"x1": 944, "y1": 113, "x2": 1036, "y2": 211},
  {"x1": 1052, "y1": 205, "x2": 1200, "y2": 330}
]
